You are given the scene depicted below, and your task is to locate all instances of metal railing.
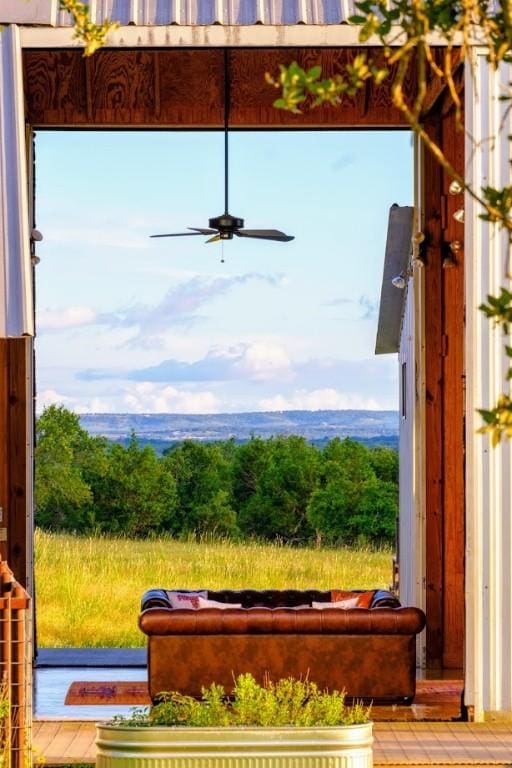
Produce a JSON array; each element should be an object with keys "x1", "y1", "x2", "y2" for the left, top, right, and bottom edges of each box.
[{"x1": 0, "y1": 559, "x2": 31, "y2": 768}]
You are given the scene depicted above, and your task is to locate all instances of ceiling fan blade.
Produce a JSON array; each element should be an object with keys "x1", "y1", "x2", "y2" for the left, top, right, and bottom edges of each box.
[
  {"x1": 150, "y1": 232, "x2": 206, "y2": 238},
  {"x1": 206, "y1": 234, "x2": 222, "y2": 243},
  {"x1": 188, "y1": 228, "x2": 218, "y2": 234},
  {"x1": 235, "y1": 229, "x2": 294, "y2": 242}
]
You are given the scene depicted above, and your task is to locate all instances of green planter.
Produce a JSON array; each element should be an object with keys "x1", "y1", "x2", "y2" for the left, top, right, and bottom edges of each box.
[{"x1": 96, "y1": 721, "x2": 373, "y2": 768}]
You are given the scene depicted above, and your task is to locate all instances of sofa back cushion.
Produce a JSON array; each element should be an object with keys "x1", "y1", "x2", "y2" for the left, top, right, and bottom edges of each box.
[
  {"x1": 140, "y1": 588, "x2": 402, "y2": 612},
  {"x1": 197, "y1": 597, "x2": 242, "y2": 609},
  {"x1": 167, "y1": 591, "x2": 207, "y2": 609},
  {"x1": 312, "y1": 597, "x2": 361, "y2": 609},
  {"x1": 331, "y1": 590, "x2": 376, "y2": 608}
]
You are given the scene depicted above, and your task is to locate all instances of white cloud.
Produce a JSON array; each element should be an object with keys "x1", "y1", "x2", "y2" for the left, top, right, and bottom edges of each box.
[
  {"x1": 36, "y1": 273, "x2": 281, "y2": 345},
  {"x1": 37, "y1": 389, "x2": 75, "y2": 410},
  {"x1": 258, "y1": 388, "x2": 385, "y2": 412},
  {"x1": 122, "y1": 383, "x2": 220, "y2": 414},
  {"x1": 235, "y1": 341, "x2": 292, "y2": 381},
  {"x1": 323, "y1": 294, "x2": 379, "y2": 321},
  {"x1": 38, "y1": 306, "x2": 97, "y2": 331},
  {"x1": 36, "y1": 388, "x2": 112, "y2": 414},
  {"x1": 98, "y1": 273, "x2": 281, "y2": 339},
  {"x1": 37, "y1": 383, "x2": 221, "y2": 415},
  {"x1": 80, "y1": 340, "x2": 294, "y2": 384}
]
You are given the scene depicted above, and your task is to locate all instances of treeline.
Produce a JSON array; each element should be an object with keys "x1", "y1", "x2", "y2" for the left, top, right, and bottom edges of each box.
[{"x1": 35, "y1": 405, "x2": 398, "y2": 545}]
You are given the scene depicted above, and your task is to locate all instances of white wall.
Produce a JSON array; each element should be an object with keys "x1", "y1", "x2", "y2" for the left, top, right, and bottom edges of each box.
[
  {"x1": 397, "y1": 136, "x2": 426, "y2": 668},
  {"x1": 465, "y1": 49, "x2": 512, "y2": 720},
  {"x1": 398, "y1": 273, "x2": 426, "y2": 668},
  {"x1": 0, "y1": 25, "x2": 33, "y2": 337}
]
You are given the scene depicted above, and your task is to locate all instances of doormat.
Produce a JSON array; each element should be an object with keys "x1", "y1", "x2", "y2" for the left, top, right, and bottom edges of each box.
[
  {"x1": 65, "y1": 681, "x2": 151, "y2": 705},
  {"x1": 64, "y1": 679, "x2": 463, "y2": 707}
]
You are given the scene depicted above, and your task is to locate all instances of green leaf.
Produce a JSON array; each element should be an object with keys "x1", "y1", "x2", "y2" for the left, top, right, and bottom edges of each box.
[{"x1": 478, "y1": 409, "x2": 498, "y2": 425}]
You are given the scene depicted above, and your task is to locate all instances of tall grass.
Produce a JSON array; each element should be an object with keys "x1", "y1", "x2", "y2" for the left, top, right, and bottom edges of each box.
[{"x1": 35, "y1": 530, "x2": 393, "y2": 648}]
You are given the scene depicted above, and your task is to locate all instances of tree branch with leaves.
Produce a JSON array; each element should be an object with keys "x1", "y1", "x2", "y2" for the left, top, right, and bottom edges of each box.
[
  {"x1": 267, "y1": 0, "x2": 512, "y2": 444},
  {"x1": 59, "y1": 0, "x2": 118, "y2": 56}
]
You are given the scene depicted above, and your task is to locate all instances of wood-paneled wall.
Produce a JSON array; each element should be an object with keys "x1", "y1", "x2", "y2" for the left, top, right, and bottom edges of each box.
[
  {"x1": 23, "y1": 48, "x2": 413, "y2": 128},
  {"x1": 0, "y1": 339, "x2": 31, "y2": 587}
]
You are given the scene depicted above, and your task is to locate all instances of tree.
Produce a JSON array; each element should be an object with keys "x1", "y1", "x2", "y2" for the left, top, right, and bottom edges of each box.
[
  {"x1": 35, "y1": 405, "x2": 108, "y2": 530},
  {"x1": 238, "y1": 436, "x2": 319, "y2": 542},
  {"x1": 306, "y1": 438, "x2": 379, "y2": 544},
  {"x1": 232, "y1": 437, "x2": 270, "y2": 508},
  {"x1": 353, "y1": 478, "x2": 398, "y2": 544},
  {"x1": 369, "y1": 447, "x2": 399, "y2": 484},
  {"x1": 89, "y1": 435, "x2": 177, "y2": 536},
  {"x1": 165, "y1": 441, "x2": 238, "y2": 537}
]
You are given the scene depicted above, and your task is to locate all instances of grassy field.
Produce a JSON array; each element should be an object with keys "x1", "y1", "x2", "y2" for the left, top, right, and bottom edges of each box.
[{"x1": 35, "y1": 530, "x2": 393, "y2": 647}]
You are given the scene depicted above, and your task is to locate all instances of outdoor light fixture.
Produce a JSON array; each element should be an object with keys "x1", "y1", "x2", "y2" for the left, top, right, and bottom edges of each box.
[
  {"x1": 391, "y1": 273, "x2": 407, "y2": 289},
  {"x1": 453, "y1": 207, "x2": 465, "y2": 223},
  {"x1": 449, "y1": 180, "x2": 463, "y2": 195},
  {"x1": 412, "y1": 231, "x2": 427, "y2": 266},
  {"x1": 442, "y1": 240, "x2": 462, "y2": 269}
]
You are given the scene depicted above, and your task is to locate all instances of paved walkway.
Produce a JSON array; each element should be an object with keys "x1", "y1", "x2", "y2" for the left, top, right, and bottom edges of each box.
[{"x1": 33, "y1": 720, "x2": 512, "y2": 766}]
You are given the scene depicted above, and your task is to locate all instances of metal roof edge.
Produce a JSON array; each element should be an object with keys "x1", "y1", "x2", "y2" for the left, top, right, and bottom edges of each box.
[{"x1": 375, "y1": 205, "x2": 414, "y2": 355}]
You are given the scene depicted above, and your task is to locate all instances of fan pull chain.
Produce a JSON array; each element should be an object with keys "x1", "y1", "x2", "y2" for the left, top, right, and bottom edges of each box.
[{"x1": 221, "y1": 241, "x2": 225, "y2": 264}]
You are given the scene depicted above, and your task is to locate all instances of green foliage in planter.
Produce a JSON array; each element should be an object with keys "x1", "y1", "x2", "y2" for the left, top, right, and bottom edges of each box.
[{"x1": 115, "y1": 674, "x2": 371, "y2": 728}]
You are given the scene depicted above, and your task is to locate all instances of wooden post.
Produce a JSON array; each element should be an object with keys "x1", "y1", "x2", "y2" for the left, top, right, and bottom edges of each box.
[
  {"x1": 423, "y1": 112, "x2": 445, "y2": 667},
  {"x1": 422, "y1": 87, "x2": 465, "y2": 670}
]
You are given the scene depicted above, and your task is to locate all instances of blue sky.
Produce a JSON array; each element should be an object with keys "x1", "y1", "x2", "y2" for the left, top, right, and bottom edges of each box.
[{"x1": 35, "y1": 129, "x2": 412, "y2": 414}]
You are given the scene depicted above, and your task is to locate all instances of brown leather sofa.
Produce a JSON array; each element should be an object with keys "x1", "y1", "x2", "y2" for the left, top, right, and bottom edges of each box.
[{"x1": 139, "y1": 589, "x2": 426, "y2": 704}]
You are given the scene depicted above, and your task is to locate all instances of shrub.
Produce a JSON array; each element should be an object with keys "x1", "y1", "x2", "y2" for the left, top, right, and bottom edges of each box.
[{"x1": 115, "y1": 674, "x2": 371, "y2": 728}]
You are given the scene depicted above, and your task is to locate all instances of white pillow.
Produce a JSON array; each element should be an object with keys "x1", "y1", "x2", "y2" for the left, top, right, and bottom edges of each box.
[
  {"x1": 196, "y1": 597, "x2": 242, "y2": 609},
  {"x1": 168, "y1": 591, "x2": 207, "y2": 609},
  {"x1": 311, "y1": 597, "x2": 360, "y2": 609}
]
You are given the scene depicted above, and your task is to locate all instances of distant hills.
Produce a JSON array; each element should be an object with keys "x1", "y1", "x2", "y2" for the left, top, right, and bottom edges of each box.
[{"x1": 79, "y1": 410, "x2": 399, "y2": 452}]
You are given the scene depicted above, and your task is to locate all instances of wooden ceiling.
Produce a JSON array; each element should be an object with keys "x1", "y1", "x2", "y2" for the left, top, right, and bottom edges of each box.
[{"x1": 23, "y1": 48, "x2": 418, "y2": 128}]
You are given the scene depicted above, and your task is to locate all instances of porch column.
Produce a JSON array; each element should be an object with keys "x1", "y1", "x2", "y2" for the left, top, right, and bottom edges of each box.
[
  {"x1": 0, "y1": 24, "x2": 33, "y2": 337},
  {"x1": 465, "y1": 48, "x2": 512, "y2": 720}
]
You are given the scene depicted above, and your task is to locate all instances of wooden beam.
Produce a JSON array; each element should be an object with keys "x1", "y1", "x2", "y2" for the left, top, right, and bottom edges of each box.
[
  {"x1": 420, "y1": 50, "x2": 463, "y2": 119},
  {"x1": 23, "y1": 48, "x2": 412, "y2": 128}
]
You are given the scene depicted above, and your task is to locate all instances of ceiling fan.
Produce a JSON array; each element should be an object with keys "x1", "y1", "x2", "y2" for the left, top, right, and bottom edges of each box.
[{"x1": 150, "y1": 50, "x2": 294, "y2": 245}]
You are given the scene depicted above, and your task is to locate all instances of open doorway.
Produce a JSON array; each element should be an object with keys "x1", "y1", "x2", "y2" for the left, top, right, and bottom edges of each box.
[{"x1": 33, "y1": 128, "x2": 411, "y2": 664}]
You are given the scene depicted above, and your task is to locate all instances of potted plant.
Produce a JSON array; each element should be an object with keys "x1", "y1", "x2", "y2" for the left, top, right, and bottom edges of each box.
[{"x1": 96, "y1": 673, "x2": 373, "y2": 768}]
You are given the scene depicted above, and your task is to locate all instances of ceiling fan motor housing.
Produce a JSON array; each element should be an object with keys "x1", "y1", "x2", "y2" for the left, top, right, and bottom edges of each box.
[{"x1": 209, "y1": 214, "x2": 244, "y2": 238}]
